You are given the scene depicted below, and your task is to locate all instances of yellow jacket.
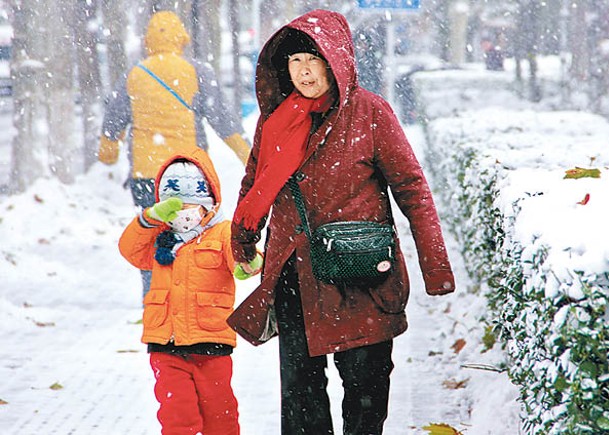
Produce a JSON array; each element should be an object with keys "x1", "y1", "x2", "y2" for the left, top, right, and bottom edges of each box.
[
  {"x1": 118, "y1": 147, "x2": 237, "y2": 347},
  {"x1": 99, "y1": 11, "x2": 250, "y2": 178}
]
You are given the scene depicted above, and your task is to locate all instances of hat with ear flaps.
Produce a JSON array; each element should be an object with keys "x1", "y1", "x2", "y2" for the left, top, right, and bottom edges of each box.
[{"x1": 158, "y1": 160, "x2": 215, "y2": 210}]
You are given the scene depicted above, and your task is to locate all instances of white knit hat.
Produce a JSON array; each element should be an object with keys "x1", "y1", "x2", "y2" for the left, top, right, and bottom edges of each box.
[{"x1": 158, "y1": 161, "x2": 215, "y2": 208}]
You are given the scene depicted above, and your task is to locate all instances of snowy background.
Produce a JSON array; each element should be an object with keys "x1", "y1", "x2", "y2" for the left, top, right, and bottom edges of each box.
[
  {"x1": 1, "y1": 0, "x2": 608, "y2": 433},
  {"x1": 1, "y1": 22, "x2": 609, "y2": 435},
  {"x1": 0, "y1": 99, "x2": 526, "y2": 433}
]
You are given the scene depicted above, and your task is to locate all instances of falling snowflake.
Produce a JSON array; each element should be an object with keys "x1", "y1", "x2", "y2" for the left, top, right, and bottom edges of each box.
[{"x1": 153, "y1": 133, "x2": 166, "y2": 145}]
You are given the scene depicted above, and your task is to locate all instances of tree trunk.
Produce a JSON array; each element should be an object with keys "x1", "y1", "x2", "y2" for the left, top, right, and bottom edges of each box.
[
  {"x1": 9, "y1": 0, "x2": 47, "y2": 193},
  {"x1": 259, "y1": 0, "x2": 284, "y2": 45},
  {"x1": 194, "y1": 0, "x2": 222, "y2": 77},
  {"x1": 101, "y1": 0, "x2": 127, "y2": 91},
  {"x1": 435, "y1": 0, "x2": 451, "y2": 62},
  {"x1": 74, "y1": 0, "x2": 103, "y2": 171},
  {"x1": 569, "y1": 0, "x2": 589, "y2": 82},
  {"x1": 46, "y1": 0, "x2": 77, "y2": 183},
  {"x1": 448, "y1": 1, "x2": 469, "y2": 64},
  {"x1": 516, "y1": 0, "x2": 542, "y2": 102},
  {"x1": 229, "y1": 0, "x2": 241, "y2": 117}
]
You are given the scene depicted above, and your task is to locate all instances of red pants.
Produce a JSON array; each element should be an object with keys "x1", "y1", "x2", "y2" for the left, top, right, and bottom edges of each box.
[{"x1": 150, "y1": 352, "x2": 240, "y2": 435}]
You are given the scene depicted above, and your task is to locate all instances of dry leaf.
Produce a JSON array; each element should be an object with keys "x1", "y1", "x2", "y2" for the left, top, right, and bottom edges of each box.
[
  {"x1": 49, "y1": 382, "x2": 63, "y2": 390},
  {"x1": 443, "y1": 378, "x2": 469, "y2": 389},
  {"x1": 422, "y1": 423, "x2": 464, "y2": 434},
  {"x1": 577, "y1": 193, "x2": 590, "y2": 205},
  {"x1": 33, "y1": 194, "x2": 44, "y2": 203},
  {"x1": 0, "y1": 399, "x2": 8, "y2": 405},
  {"x1": 564, "y1": 167, "x2": 601, "y2": 179},
  {"x1": 34, "y1": 321, "x2": 55, "y2": 327},
  {"x1": 451, "y1": 338, "x2": 466, "y2": 354}
]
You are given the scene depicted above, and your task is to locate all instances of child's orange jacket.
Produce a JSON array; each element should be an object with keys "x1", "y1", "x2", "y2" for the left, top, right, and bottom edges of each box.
[{"x1": 119, "y1": 147, "x2": 237, "y2": 347}]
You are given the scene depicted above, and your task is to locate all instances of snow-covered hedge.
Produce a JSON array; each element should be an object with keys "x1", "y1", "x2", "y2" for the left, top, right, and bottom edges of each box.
[{"x1": 414, "y1": 70, "x2": 609, "y2": 434}]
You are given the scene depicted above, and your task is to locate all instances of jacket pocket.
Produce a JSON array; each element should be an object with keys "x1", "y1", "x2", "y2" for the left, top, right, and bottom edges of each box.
[
  {"x1": 143, "y1": 289, "x2": 170, "y2": 328},
  {"x1": 194, "y1": 240, "x2": 223, "y2": 268},
  {"x1": 196, "y1": 292, "x2": 235, "y2": 331},
  {"x1": 367, "y1": 280, "x2": 408, "y2": 314}
]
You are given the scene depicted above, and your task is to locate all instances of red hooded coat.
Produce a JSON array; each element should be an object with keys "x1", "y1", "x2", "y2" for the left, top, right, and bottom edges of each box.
[{"x1": 229, "y1": 10, "x2": 455, "y2": 357}]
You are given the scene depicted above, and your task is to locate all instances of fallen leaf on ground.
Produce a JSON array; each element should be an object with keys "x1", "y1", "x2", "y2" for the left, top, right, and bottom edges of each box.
[
  {"x1": 49, "y1": 382, "x2": 63, "y2": 390},
  {"x1": 451, "y1": 338, "x2": 466, "y2": 354},
  {"x1": 422, "y1": 423, "x2": 464, "y2": 434},
  {"x1": 34, "y1": 321, "x2": 55, "y2": 327},
  {"x1": 0, "y1": 399, "x2": 8, "y2": 405},
  {"x1": 442, "y1": 378, "x2": 469, "y2": 389},
  {"x1": 576, "y1": 193, "x2": 590, "y2": 205},
  {"x1": 564, "y1": 167, "x2": 601, "y2": 179}
]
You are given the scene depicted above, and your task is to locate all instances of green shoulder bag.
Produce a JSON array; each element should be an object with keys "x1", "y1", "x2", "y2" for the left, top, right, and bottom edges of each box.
[{"x1": 288, "y1": 177, "x2": 396, "y2": 284}]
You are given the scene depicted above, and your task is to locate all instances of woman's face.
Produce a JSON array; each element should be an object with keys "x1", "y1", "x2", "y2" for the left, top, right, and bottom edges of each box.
[{"x1": 287, "y1": 52, "x2": 331, "y2": 99}]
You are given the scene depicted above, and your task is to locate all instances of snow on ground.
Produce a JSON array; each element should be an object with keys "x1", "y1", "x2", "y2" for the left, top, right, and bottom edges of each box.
[{"x1": 0, "y1": 111, "x2": 523, "y2": 433}]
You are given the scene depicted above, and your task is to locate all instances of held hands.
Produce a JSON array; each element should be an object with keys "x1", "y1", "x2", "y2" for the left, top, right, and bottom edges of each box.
[
  {"x1": 146, "y1": 198, "x2": 183, "y2": 223},
  {"x1": 234, "y1": 253, "x2": 264, "y2": 280}
]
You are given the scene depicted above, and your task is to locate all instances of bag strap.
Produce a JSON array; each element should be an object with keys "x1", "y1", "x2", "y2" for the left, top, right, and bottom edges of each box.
[
  {"x1": 136, "y1": 63, "x2": 193, "y2": 111},
  {"x1": 287, "y1": 176, "x2": 313, "y2": 240}
]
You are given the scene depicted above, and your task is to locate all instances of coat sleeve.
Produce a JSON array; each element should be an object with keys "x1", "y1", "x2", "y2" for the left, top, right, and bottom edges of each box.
[
  {"x1": 372, "y1": 99, "x2": 455, "y2": 295},
  {"x1": 192, "y1": 61, "x2": 251, "y2": 164},
  {"x1": 101, "y1": 75, "x2": 132, "y2": 142},
  {"x1": 98, "y1": 75, "x2": 131, "y2": 164},
  {"x1": 118, "y1": 213, "x2": 164, "y2": 272},
  {"x1": 231, "y1": 116, "x2": 265, "y2": 263},
  {"x1": 193, "y1": 62, "x2": 241, "y2": 137}
]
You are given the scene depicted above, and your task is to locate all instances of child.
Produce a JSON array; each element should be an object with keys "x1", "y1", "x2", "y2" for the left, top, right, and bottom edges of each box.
[{"x1": 119, "y1": 147, "x2": 260, "y2": 435}]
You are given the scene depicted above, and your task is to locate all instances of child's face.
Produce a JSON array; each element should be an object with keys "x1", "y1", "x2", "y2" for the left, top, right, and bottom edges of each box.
[{"x1": 167, "y1": 203, "x2": 206, "y2": 233}]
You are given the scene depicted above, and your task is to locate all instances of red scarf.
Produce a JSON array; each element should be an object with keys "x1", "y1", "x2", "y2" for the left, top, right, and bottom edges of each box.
[{"x1": 234, "y1": 91, "x2": 333, "y2": 230}]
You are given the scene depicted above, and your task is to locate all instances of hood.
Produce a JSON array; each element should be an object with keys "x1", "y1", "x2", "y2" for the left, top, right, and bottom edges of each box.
[
  {"x1": 255, "y1": 9, "x2": 357, "y2": 116},
  {"x1": 154, "y1": 147, "x2": 223, "y2": 208},
  {"x1": 145, "y1": 11, "x2": 191, "y2": 56}
]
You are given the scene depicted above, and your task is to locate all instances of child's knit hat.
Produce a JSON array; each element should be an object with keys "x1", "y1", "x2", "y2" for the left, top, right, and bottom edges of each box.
[{"x1": 158, "y1": 160, "x2": 215, "y2": 209}]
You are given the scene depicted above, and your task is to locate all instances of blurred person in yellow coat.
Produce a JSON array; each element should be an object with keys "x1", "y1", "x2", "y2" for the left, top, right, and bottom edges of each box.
[{"x1": 99, "y1": 11, "x2": 251, "y2": 298}]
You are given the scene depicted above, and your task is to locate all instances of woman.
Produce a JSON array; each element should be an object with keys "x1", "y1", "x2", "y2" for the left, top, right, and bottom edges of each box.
[{"x1": 230, "y1": 9, "x2": 455, "y2": 435}]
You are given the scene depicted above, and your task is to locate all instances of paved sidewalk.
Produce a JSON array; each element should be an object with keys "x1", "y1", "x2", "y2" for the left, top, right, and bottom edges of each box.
[
  {"x1": 0, "y1": 125, "x2": 487, "y2": 434},
  {"x1": 0, "y1": 225, "x2": 471, "y2": 435},
  {"x1": 1, "y1": 308, "x2": 161, "y2": 434}
]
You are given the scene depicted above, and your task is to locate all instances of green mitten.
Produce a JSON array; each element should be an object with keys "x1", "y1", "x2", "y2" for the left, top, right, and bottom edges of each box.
[
  {"x1": 234, "y1": 253, "x2": 264, "y2": 280},
  {"x1": 146, "y1": 197, "x2": 183, "y2": 222}
]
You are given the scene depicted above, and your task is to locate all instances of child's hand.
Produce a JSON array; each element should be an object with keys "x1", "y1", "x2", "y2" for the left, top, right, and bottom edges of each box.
[
  {"x1": 146, "y1": 198, "x2": 183, "y2": 222},
  {"x1": 234, "y1": 253, "x2": 263, "y2": 280}
]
